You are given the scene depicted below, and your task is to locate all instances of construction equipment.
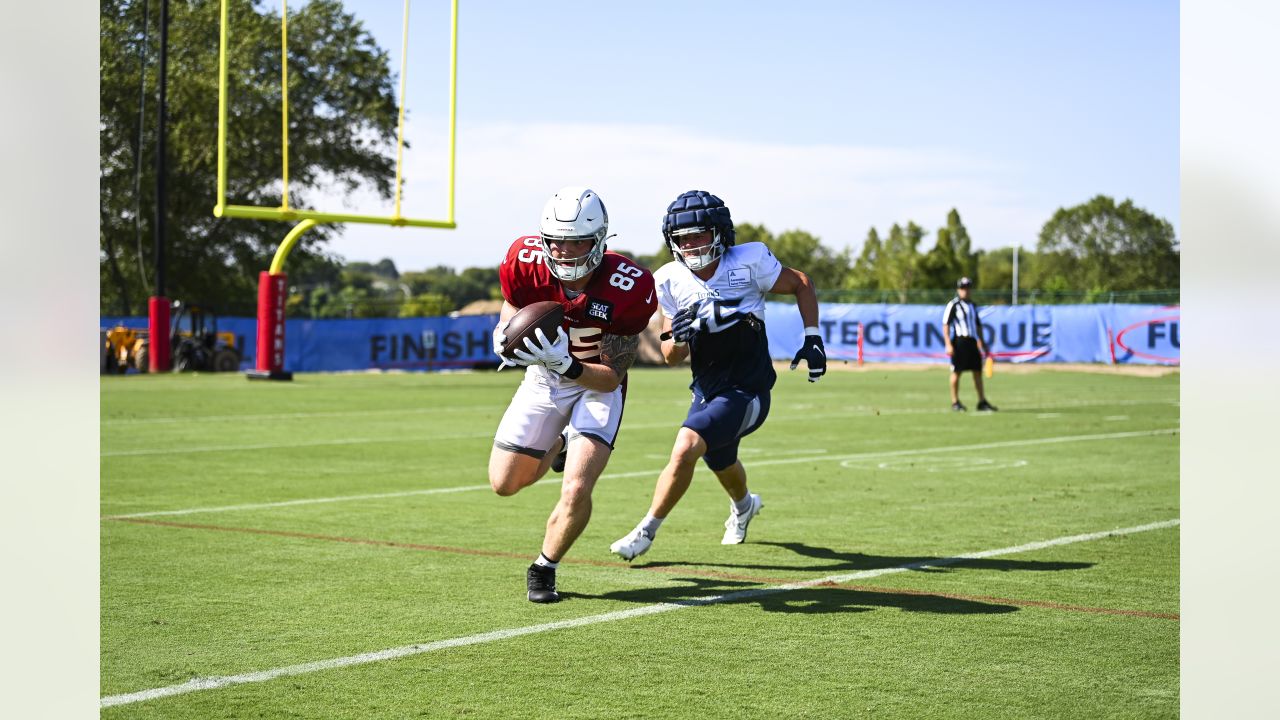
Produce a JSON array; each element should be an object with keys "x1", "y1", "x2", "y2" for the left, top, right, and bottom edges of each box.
[
  {"x1": 102, "y1": 326, "x2": 149, "y2": 373},
  {"x1": 170, "y1": 301, "x2": 242, "y2": 372},
  {"x1": 100, "y1": 302, "x2": 242, "y2": 374}
]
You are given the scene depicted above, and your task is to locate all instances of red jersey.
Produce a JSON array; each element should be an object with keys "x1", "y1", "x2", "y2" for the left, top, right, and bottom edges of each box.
[{"x1": 499, "y1": 236, "x2": 658, "y2": 362}]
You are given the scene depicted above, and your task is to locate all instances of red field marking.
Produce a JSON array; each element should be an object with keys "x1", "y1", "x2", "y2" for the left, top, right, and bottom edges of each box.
[
  {"x1": 111, "y1": 517, "x2": 1176, "y2": 621},
  {"x1": 110, "y1": 517, "x2": 791, "y2": 584}
]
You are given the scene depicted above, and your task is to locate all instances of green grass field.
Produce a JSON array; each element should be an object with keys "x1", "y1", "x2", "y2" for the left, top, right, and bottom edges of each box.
[{"x1": 100, "y1": 365, "x2": 1179, "y2": 718}]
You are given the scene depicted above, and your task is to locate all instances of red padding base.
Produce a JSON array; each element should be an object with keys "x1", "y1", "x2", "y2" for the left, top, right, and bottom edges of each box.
[{"x1": 148, "y1": 296, "x2": 170, "y2": 372}]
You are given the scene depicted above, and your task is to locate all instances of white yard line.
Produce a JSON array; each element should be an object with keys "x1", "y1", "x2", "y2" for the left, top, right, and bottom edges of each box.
[
  {"x1": 103, "y1": 406, "x2": 488, "y2": 425},
  {"x1": 99, "y1": 518, "x2": 1180, "y2": 709},
  {"x1": 105, "y1": 485, "x2": 495, "y2": 518},
  {"x1": 102, "y1": 396, "x2": 1177, "y2": 428},
  {"x1": 103, "y1": 428, "x2": 1176, "y2": 519},
  {"x1": 100, "y1": 399, "x2": 1179, "y2": 457}
]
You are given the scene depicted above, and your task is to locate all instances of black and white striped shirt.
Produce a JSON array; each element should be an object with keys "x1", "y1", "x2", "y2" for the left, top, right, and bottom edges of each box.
[{"x1": 943, "y1": 297, "x2": 982, "y2": 339}]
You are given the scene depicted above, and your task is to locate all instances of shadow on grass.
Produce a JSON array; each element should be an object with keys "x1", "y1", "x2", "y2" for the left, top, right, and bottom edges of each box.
[
  {"x1": 633, "y1": 541, "x2": 1093, "y2": 575},
  {"x1": 562, "y1": 575, "x2": 1017, "y2": 615}
]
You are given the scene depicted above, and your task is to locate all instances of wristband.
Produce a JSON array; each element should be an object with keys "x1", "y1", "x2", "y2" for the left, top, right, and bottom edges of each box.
[
  {"x1": 561, "y1": 358, "x2": 585, "y2": 380},
  {"x1": 804, "y1": 326, "x2": 820, "y2": 338},
  {"x1": 673, "y1": 340, "x2": 687, "y2": 347}
]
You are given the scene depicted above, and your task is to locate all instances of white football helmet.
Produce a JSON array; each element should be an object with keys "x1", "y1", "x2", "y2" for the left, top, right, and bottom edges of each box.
[{"x1": 539, "y1": 186, "x2": 610, "y2": 281}]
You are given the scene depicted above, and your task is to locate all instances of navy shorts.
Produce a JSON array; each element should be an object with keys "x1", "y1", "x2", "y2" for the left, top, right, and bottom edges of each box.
[{"x1": 682, "y1": 388, "x2": 771, "y2": 472}]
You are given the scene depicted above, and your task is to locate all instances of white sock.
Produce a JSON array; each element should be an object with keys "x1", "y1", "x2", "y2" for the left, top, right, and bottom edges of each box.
[
  {"x1": 733, "y1": 492, "x2": 754, "y2": 516},
  {"x1": 534, "y1": 553, "x2": 558, "y2": 569},
  {"x1": 639, "y1": 514, "x2": 664, "y2": 539}
]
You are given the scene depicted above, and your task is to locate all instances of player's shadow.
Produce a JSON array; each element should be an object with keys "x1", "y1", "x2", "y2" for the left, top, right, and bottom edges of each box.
[
  {"x1": 634, "y1": 541, "x2": 1093, "y2": 575},
  {"x1": 561, "y1": 576, "x2": 1017, "y2": 615}
]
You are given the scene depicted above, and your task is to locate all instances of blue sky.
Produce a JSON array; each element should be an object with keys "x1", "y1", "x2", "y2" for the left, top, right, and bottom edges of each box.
[{"x1": 311, "y1": 0, "x2": 1178, "y2": 271}]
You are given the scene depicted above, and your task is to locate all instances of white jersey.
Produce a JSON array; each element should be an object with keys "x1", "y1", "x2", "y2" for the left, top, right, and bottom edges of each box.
[
  {"x1": 654, "y1": 242, "x2": 784, "y2": 397},
  {"x1": 653, "y1": 242, "x2": 783, "y2": 326}
]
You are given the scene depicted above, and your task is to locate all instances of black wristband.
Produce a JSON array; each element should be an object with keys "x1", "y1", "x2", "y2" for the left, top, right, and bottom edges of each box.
[{"x1": 561, "y1": 358, "x2": 584, "y2": 380}]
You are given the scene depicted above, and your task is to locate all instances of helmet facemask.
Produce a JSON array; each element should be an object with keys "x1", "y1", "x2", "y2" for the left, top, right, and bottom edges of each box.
[
  {"x1": 661, "y1": 190, "x2": 735, "y2": 272},
  {"x1": 667, "y1": 226, "x2": 725, "y2": 271},
  {"x1": 540, "y1": 228, "x2": 609, "y2": 281}
]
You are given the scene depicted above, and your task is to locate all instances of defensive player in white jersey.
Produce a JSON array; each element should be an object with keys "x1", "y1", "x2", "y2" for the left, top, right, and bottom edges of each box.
[
  {"x1": 610, "y1": 190, "x2": 825, "y2": 561},
  {"x1": 489, "y1": 187, "x2": 657, "y2": 602}
]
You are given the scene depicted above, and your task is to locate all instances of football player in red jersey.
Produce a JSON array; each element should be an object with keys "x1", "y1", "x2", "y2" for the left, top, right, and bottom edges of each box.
[{"x1": 489, "y1": 186, "x2": 657, "y2": 603}]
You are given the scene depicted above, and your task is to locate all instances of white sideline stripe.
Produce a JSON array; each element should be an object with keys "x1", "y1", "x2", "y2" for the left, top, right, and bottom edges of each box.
[
  {"x1": 104, "y1": 428, "x2": 1176, "y2": 519},
  {"x1": 99, "y1": 518, "x2": 1180, "y2": 709}
]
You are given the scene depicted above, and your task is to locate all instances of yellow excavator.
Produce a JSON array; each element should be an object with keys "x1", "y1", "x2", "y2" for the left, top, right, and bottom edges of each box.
[{"x1": 102, "y1": 326, "x2": 149, "y2": 373}]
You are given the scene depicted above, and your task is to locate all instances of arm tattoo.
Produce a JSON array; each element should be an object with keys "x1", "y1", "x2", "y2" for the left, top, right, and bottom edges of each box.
[{"x1": 599, "y1": 333, "x2": 639, "y2": 378}]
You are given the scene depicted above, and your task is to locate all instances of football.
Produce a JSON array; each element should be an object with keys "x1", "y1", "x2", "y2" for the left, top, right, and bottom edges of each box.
[{"x1": 500, "y1": 301, "x2": 565, "y2": 360}]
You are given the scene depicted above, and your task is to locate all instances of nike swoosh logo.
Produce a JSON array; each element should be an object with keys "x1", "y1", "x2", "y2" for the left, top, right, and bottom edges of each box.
[{"x1": 646, "y1": 290, "x2": 654, "y2": 303}]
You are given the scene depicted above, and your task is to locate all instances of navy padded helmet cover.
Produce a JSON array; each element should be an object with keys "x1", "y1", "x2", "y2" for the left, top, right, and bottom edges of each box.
[{"x1": 662, "y1": 190, "x2": 734, "y2": 246}]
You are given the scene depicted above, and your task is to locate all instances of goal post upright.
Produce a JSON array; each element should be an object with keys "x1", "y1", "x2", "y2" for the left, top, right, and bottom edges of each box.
[{"x1": 214, "y1": 0, "x2": 460, "y2": 380}]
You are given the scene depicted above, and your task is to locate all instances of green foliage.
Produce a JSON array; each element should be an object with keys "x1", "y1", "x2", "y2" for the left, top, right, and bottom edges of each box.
[
  {"x1": 347, "y1": 258, "x2": 400, "y2": 280},
  {"x1": 732, "y1": 223, "x2": 852, "y2": 293},
  {"x1": 398, "y1": 293, "x2": 454, "y2": 318},
  {"x1": 875, "y1": 222, "x2": 926, "y2": 300},
  {"x1": 846, "y1": 228, "x2": 882, "y2": 290},
  {"x1": 100, "y1": 0, "x2": 400, "y2": 314},
  {"x1": 976, "y1": 247, "x2": 1017, "y2": 298},
  {"x1": 401, "y1": 266, "x2": 502, "y2": 309},
  {"x1": 1030, "y1": 195, "x2": 1180, "y2": 292}
]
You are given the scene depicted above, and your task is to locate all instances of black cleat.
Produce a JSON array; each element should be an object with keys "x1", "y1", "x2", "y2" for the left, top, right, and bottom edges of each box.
[
  {"x1": 977, "y1": 400, "x2": 998, "y2": 412},
  {"x1": 550, "y1": 432, "x2": 569, "y2": 473},
  {"x1": 526, "y1": 563, "x2": 560, "y2": 603},
  {"x1": 951, "y1": 402, "x2": 967, "y2": 412}
]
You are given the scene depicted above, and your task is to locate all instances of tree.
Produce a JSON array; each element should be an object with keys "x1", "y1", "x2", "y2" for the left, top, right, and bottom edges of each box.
[
  {"x1": 846, "y1": 228, "x2": 882, "y2": 290},
  {"x1": 877, "y1": 222, "x2": 925, "y2": 300},
  {"x1": 397, "y1": 265, "x2": 502, "y2": 313},
  {"x1": 1032, "y1": 195, "x2": 1179, "y2": 291},
  {"x1": 100, "y1": 0, "x2": 402, "y2": 314},
  {"x1": 398, "y1": 294, "x2": 454, "y2": 318},
  {"x1": 347, "y1": 258, "x2": 400, "y2": 280},
  {"x1": 916, "y1": 209, "x2": 979, "y2": 289},
  {"x1": 769, "y1": 229, "x2": 851, "y2": 292}
]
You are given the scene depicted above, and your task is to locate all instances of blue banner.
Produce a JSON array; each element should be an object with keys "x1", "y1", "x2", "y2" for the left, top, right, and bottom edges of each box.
[
  {"x1": 100, "y1": 314, "x2": 500, "y2": 372},
  {"x1": 763, "y1": 303, "x2": 1178, "y2": 365},
  {"x1": 103, "y1": 304, "x2": 1178, "y2": 372}
]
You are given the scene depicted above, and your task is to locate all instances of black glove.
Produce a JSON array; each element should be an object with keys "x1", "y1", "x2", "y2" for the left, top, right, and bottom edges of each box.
[
  {"x1": 790, "y1": 334, "x2": 826, "y2": 382},
  {"x1": 670, "y1": 303, "x2": 701, "y2": 344}
]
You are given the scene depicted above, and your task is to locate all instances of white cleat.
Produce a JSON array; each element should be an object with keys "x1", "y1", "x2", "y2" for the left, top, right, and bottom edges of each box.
[
  {"x1": 610, "y1": 527, "x2": 653, "y2": 561},
  {"x1": 722, "y1": 494, "x2": 763, "y2": 545}
]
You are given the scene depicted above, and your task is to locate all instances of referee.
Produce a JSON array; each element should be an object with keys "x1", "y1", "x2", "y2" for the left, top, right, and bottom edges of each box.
[{"x1": 943, "y1": 277, "x2": 997, "y2": 412}]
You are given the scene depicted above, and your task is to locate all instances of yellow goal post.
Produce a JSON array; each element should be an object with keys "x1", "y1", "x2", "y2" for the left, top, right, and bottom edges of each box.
[{"x1": 212, "y1": 0, "x2": 458, "y2": 232}]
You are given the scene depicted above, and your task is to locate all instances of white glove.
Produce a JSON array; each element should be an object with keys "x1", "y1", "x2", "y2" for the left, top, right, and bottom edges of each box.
[
  {"x1": 492, "y1": 320, "x2": 518, "y2": 371},
  {"x1": 492, "y1": 319, "x2": 509, "y2": 357},
  {"x1": 511, "y1": 327, "x2": 578, "y2": 376}
]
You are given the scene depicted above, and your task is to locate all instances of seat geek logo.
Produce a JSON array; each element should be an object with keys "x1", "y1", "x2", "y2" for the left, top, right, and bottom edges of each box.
[{"x1": 586, "y1": 298, "x2": 613, "y2": 323}]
